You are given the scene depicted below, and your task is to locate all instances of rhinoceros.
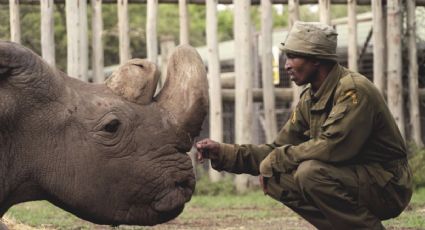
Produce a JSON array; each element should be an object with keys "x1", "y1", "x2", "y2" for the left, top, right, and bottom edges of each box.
[{"x1": 0, "y1": 41, "x2": 208, "y2": 226}]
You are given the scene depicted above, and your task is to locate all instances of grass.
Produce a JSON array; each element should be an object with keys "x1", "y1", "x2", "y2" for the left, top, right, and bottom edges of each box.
[{"x1": 3, "y1": 188, "x2": 425, "y2": 229}]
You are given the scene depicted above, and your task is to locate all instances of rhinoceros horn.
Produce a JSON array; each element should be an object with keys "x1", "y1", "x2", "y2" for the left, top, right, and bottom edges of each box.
[
  {"x1": 155, "y1": 45, "x2": 209, "y2": 138},
  {"x1": 106, "y1": 45, "x2": 208, "y2": 138}
]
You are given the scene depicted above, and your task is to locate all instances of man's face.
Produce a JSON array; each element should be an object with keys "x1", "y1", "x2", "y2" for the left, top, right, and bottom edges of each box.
[{"x1": 284, "y1": 53, "x2": 319, "y2": 86}]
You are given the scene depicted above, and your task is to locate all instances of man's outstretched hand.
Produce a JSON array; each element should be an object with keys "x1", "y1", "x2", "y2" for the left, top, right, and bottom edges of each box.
[{"x1": 195, "y1": 138, "x2": 220, "y2": 163}]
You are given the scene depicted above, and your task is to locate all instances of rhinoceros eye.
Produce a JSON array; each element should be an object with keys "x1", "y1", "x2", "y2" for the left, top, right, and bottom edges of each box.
[{"x1": 103, "y1": 119, "x2": 121, "y2": 133}]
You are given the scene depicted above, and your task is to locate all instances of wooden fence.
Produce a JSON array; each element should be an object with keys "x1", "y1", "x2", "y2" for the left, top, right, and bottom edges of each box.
[{"x1": 2, "y1": 0, "x2": 425, "y2": 187}]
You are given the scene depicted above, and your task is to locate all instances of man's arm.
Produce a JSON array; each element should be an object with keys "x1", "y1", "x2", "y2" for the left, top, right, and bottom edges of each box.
[
  {"x1": 266, "y1": 89, "x2": 373, "y2": 174},
  {"x1": 196, "y1": 139, "x2": 275, "y2": 175}
]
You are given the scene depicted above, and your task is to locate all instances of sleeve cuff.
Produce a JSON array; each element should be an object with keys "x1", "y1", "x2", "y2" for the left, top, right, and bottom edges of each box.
[{"x1": 210, "y1": 143, "x2": 237, "y2": 171}]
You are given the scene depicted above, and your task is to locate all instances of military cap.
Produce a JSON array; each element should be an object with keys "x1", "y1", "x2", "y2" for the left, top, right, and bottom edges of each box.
[{"x1": 281, "y1": 21, "x2": 338, "y2": 61}]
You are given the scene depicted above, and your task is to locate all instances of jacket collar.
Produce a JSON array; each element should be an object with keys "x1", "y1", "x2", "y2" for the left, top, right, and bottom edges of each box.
[{"x1": 308, "y1": 64, "x2": 342, "y2": 111}]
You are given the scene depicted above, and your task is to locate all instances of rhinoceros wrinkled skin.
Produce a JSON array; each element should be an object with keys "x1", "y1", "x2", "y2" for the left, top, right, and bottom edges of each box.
[{"x1": 0, "y1": 41, "x2": 208, "y2": 226}]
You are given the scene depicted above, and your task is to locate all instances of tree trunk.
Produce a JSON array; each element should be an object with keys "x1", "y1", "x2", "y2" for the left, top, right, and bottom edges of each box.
[
  {"x1": 371, "y1": 0, "x2": 385, "y2": 95},
  {"x1": 347, "y1": 0, "x2": 357, "y2": 71},
  {"x1": 406, "y1": 0, "x2": 423, "y2": 147},
  {"x1": 261, "y1": 0, "x2": 277, "y2": 143},
  {"x1": 40, "y1": 0, "x2": 55, "y2": 66},
  {"x1": 206, "y1": 0, "x2": 223, "y2": 182},
  {"x1": 91, "y1": 0, "x2": 104, "y2": 83},
  {"x1": 386, "y1": 0, "x2": 405, "y2": 138},
  {"x1": 179, "y1": 0, "x2": 189, "y2": 45},
  {"x1": 234, "y1": 0, "x2": 252, "y2": 193},
  {"x1": 66, "y1": 0, "x2": 88, "y2": 81}
]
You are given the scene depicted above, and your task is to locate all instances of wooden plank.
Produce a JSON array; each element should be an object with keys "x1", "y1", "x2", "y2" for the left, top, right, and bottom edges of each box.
[
  {"x1": 9, "y1": 0, "x2": 21, "y2": 43},
  {"x1": 222, "y1": 88, "x2": 293, "y2": 102},
  {"x1": 371, "y1": 0, "x2": 385, "y2": 95},
  {"x1": 5, "y1": 0, "x2": 425, "y2": 6},
  {"x1": 386, "y1": 0, "x2": 405, "y2": 138},
  {"x1": 179, "y1": 0, "x2": 189, "y2": 45},
  {"x1": 91, "y1": 0, "x2": 104, "y2": 83},
  {"x1": 223, "y1": 88, "x2": 425, "y2": 102},
  {"x1": 288, "y1": 0, "x2": 299, "y2": 27},
  {"x1": 288, "y1": 0, "x2": 302, "y2": 108},
  {"x1": 407, "y1": 0, "x2": 423, "y2": 147},
  {"x1": 347, "y1": 0, "x2": 357, "y2": 71},
  {"x1": 261, "y1": 0, "x2": 277, "y2": 143},
  {"x1": 40, "y1": 0, "x2": 55, "y2": 66},
  {"x1": 234, "y1": 0, "x2": 253, "y2": 145},
  {"x1": 146, "y1": 0, "x2": 158, "y2": 64},
  {"x1": 118, "y1": 0, "x2": 130, "y2": 64},
  {"x1": 319, "y1": 0, "x2": 331, "y2": 25},
  {"x1": 234, "y1": 0, "x2": 252, "y2": 193},
  {"x1": 206, "y1": 0, "x2": 223, "y2": 183},
  {"x1": 206, "y1": 0, "x2": 223, "y2": 143},
  {"x1": 66, "y1": 0, "x2": 88, "y2": 81}
]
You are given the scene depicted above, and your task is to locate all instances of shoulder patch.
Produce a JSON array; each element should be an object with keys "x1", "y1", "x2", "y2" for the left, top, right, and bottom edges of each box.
[{"x1": 338, "y1": 89, "x2": 358, "y2": 104}]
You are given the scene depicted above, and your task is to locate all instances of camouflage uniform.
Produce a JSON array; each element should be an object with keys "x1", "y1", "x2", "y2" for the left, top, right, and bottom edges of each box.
[{"x1": 209, "y1": 22, "x2": 412, "y2": 229}]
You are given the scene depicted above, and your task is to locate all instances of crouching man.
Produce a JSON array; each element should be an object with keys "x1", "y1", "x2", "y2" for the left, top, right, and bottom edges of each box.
[{"x1": 196, "y1": 21, "x2": 412, "y2": 230}]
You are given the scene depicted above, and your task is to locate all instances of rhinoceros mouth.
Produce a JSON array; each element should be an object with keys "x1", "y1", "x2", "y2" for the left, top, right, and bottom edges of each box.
[{"x1": 152, "y1": 173, "x2": 195, "y2": 213}]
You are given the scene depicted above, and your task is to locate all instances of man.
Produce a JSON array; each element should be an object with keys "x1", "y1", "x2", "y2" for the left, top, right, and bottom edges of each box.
[{"x1": 196, "y1": 21, "x2": 412, "y2": 230}]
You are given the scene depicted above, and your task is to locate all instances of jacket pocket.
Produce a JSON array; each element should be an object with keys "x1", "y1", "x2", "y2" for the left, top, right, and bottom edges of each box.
[{"x1": 322, "y1": 104, "x2": 348, "y2": 128}]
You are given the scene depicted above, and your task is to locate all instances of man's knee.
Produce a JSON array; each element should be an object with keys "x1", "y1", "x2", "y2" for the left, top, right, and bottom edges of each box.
[{"x1": 294, "y1": 160, "x2": 328, "y2": 190}]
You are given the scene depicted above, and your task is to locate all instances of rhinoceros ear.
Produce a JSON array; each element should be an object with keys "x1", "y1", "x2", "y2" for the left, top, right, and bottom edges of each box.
[
  {"x1": 0, "y1": 41, "x2": 45, "y2": 81},
  {"x1": 0, "y1": 41, "x2": 63, "y2": 103},
  {"x1": 0, "y1": 41, "x2": 19, "y2": 79},
  {"x1": 105, "y1": 59, "x2": 159, "y2": 105}
]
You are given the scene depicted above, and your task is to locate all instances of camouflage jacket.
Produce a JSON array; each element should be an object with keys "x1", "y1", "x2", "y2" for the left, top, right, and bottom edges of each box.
[{"x1": 211, "y1": 64, "x2": 409, "y2": 189}]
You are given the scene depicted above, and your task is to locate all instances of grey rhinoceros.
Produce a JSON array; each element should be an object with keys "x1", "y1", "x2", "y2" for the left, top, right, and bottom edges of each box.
[{"x1": 0, "y1": 41, "x2": 208, "y2": 226}]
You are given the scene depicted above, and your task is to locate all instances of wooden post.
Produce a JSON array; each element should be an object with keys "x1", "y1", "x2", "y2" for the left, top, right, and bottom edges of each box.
[
  {"x1": 206, "y1": 0, "x2": 223, "y2": 182},
  {"x1": 179, "y1": 0, "x2": 189, "y2": 45},
  {"x1": 9, "y1": 0, "x2": 20, "y2": 43},
  {"x1": 319, "y1": 0, "x2": 331, "y2": 25},
  {"x1": 147, "y1": 0, "x2": 158, "y2": 64},
  {"x1": 66, "y1": 0, "x2": 88, "y2": 81},
  {"x1": 288, "y1": 0, "x2": 302, "y2": 108},
  {"x1": 159, "y1": 36, "x2": 175, "y2": 89},
  {"x1": 288, "y1": 0, "x2": 300, "y2": 26},
  {"x1": 371, "y1": 0, "x2": 385, "y2": 95},
  {"x1": 234, "y1": 0, "x2": 252, "y2": 193},
  {"x1": 118, "y1": 0, "x2": 130, "y2": 64},
  {"x1": 406, "y1": 0, "x2": 423, "y2": 147},
  {"x1": 261, "y1": 0, "x2": 277, "y2": 143},
  {"x1": 386, "y1": 0, "x2": 405, "y2": 138},
  {"x1": 40, "y1": 0, "x2": 55, "y2": 66},
  {"x1": 92, "y1": 0, "x2": 104, "y2": 83},
  {"x1": 347, "y1": 0, "x2": 357, "y2": 71},
  {"x1": 252, "y1": 31, "x2": 261, "y2": 145}
]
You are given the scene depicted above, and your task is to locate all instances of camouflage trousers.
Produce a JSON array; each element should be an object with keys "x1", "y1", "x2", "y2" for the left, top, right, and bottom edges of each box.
[{"x1": 265, "y1": 159, "x2": 412, "y2": 230}]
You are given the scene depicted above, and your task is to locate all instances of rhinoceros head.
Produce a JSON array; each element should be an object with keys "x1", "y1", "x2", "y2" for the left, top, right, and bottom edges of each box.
[{"x1": 0, "y1": 41, "x2": 208, "y2": 226}]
